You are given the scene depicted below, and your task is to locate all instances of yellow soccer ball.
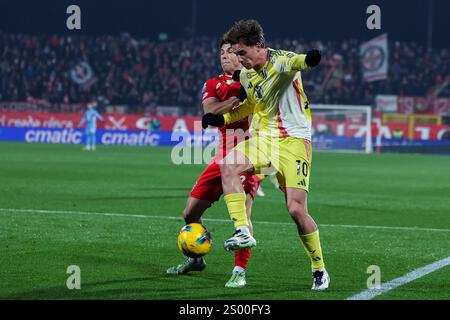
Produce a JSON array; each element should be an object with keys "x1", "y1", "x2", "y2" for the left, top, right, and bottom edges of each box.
[{"x1": 177, "y1": 223, "x2": 212, "y2": 258}]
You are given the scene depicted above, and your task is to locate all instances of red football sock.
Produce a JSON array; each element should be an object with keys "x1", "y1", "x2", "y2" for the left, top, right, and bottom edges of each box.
[{"x1": 234, "y1": 249, "x2": 251, "y2": 269}]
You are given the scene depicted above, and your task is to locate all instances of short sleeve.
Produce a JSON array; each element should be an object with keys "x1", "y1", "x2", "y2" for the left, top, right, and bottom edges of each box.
[{"x1": 201, "y1": 79, "x2": 218, "y2": 103}]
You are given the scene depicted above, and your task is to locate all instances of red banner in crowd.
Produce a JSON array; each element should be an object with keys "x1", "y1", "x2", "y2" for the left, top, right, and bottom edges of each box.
[
  {"x1": 397, "y1": 97, "x2": 450, "y2": 115},
  {"x1": 376, "y1": 96, "x2": 450, "y2": 115},
  {"x1": 1, "y1": 111, "x2": 450, "y2": 141},
  {"x1": 0, "y1": 111, "x2": 201, "y2": 131}
]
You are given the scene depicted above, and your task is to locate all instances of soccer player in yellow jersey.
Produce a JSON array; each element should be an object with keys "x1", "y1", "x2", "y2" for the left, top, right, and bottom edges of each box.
[{"x1": 202, "y1": 20, "x2": 329, "y2": 290}]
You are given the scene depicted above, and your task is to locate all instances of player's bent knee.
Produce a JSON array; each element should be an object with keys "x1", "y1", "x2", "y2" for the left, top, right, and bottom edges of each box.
[
  {"x1": 286, "y1": 189, "x2": 308, "y2": 216},
  {"x1": 287, "y1": 201, "x2": 308, "y2": 219},
  {"x1": 218, "y1": 151, "x2": 252, "y2": 175},
  {"x1": 219, "y1": 162, "x2": 244, "y2": 179}
]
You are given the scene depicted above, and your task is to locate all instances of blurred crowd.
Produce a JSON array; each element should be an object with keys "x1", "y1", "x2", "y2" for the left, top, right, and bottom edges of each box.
[{"x1": 0, "y1": 31, "x2": 449, "y2": 114}]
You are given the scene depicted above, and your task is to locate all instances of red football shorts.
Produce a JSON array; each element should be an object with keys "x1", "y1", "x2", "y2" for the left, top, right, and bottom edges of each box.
[{"x1": 190, "y1": 160, "x2": 262, "y2": 203}]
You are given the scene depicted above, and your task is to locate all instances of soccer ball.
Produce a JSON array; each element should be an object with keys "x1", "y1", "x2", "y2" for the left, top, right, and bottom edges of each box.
[{"x1": 177, "y1": 223, "x2": 212, "y2": 258}]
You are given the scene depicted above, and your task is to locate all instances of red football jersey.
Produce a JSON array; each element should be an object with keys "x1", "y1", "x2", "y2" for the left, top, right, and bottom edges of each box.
[{"x1": 201, "y1": 73, "x2": 249, "y2": 159}]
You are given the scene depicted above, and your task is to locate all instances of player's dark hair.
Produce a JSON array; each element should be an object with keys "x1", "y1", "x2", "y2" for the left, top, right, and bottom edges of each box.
[
  {"x1": 219, "y1": 34, "x2": 229, "y2": 48},
  {"x1": 224, "y1": 19, "x2": 265, "y2": 47}
]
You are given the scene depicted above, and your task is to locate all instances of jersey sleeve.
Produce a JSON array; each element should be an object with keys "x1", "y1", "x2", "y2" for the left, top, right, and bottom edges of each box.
[
  {"x1": 94, "y1": 110, "x2": 104, "y2": 121},
  {"x1": 227, "y1": 81, "x2": 241, "y2": 97},
  {"x1": 201, "y1": 79, "x2": 218, "y2": 104},
  {"x1": 223, "y1": 99, "x2": 254, "y2": 125},
  {"x1": 79, "y1": 114, "x2": 87, "y2": 126},
  {"x1": 239, "y1": 72, "x2": 249, "y2": 95},
  {"x1": 274, "y1": 52, "x2": 308, "y2": 73}
]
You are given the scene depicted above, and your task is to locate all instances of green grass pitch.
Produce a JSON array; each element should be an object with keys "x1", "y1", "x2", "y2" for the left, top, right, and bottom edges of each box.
[{"x1": 0, "y1": 142, "x2": 449, "y2": 300}]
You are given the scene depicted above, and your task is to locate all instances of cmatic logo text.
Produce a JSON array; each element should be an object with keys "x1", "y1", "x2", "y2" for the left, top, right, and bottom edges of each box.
[
  {"x1": 25, "y1": 129, "x2": 82, "y2": 144},
  {"x1": 101, "y1": 132, "x2": 159, "y2": 146}
]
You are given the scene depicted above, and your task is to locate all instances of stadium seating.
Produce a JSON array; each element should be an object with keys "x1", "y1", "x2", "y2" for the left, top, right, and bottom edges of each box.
[{"x1": 0, "y1": 32, "x2": 449, "y2": 113}]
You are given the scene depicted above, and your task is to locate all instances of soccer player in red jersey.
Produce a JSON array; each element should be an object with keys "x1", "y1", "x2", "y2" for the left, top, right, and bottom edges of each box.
[{"x1": 166, "y1": 38, "x2": 262, "y2": 288}]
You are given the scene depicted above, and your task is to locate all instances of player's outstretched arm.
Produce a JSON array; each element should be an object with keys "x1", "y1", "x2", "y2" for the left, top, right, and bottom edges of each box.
[
  {"x1": 223, "y1": 99, "x2": 253, "y2": 124},
  {"x1": 288, "y1": 49, "x2": 322, "y2": 71},
  {"x1": 78, "y1": 116, "x2": 86, "y2": 128},
  {"x1": 305, "y1": 49, "x2": 322, "y2": 67},
  {"x1": 94, "y1": 110, "x2": 104, "y2": 122},
  {"x1": 203, "y1": 96, "x2": 240, "y2": 115},
  {"x1": 202, "y1": 73, "x2": 247, "y2": 115}
]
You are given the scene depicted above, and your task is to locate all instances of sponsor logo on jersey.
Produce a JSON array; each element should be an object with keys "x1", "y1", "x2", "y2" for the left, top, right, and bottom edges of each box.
[{"x1": 286, "y1": 52, "x2": 295, "y2": 58}]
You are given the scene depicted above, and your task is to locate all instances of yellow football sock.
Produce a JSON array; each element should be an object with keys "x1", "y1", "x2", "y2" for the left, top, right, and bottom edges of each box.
[
  {"x1": 299, "y1": 230, "x2": 325, "y2": 270},
  {"x1": 224, "y1": 193, "x2": 248, "y2": 229}
]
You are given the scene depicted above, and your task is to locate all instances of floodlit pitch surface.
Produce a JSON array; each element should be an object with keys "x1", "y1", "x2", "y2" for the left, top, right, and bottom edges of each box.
[{"x1": 0, "y1": 142, "x2": 449, "y2": 300}]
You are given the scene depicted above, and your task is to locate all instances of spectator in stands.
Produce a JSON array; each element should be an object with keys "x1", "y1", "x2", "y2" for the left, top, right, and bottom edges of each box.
[
  {"x1": 0, "y1": 32, "x2": 449, "y2": 114},
  {"x1": 392, "y1": 127, "x2": 405, "y2": 139}
]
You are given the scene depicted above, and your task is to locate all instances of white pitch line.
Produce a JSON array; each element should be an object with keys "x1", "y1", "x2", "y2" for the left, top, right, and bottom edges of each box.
[
  {"x1": 347, "y1": 256, "x2": 450, "y2": 300},
  {"x1": 318, "y1": 223, "x2": 450, "y2": 233},
  {"x1": 1, "y1": 207, "x2": 450, "y2": 233}
]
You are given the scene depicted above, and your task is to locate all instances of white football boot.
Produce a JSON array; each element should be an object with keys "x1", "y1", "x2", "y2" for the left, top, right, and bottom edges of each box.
[
  {"x1": 225, "y1": 268, "x2": 246, "y2": 288},
  {"x1": 224, "y1": 229, "x2": 256, "y2": 252},
  {"x1": 256, "y1": 186, "x2": 265, "y2": 197},
  {"x1": 311, "y1": 269, "x2": 330, "y2": 290},
  {"x1": 166, "y1": 257, "x2": 206, "y2": 275}
]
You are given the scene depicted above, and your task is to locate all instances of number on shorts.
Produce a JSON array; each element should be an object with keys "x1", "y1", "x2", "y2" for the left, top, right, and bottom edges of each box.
[{"x1": 296, "y1": 160, "x2": 308, "y2": 177}]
